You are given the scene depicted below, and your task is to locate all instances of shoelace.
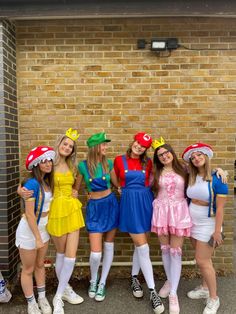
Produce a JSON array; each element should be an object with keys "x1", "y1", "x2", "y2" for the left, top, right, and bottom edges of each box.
[
  {"x1": 150, "y1": 291, "x2": 162, "y2": 308},
  {"x1": 206, "y1": 298, "x2": 218, "y2": 309},
  {"x1": 131, "y1": 277, "x2": 142, "y2": 292},
  {"x1": 169, "y1": 295, "x2": 178, "y2": 305},
  {"x1": 96, "y1": 284, "x2": 105, "y2": 295},
  {"x1": 90, "y1": 282, "x2": 97, "y2": 291},
  {"x1": 66, "y1": 286, "x2": 76, "y2": 296},
  {"x1": 29, "y1": 303, "x2": 41, "y2": 314},
  {"x1": 40, "y1": 298, "x2": 50, "y2": 307},
  {"x1": 54, "y1": 297, "x2": 64, "y2": 308}
]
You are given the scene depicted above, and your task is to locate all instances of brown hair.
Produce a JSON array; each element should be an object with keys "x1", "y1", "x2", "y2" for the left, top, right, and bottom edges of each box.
[
  {"x1": 126, "y1": 141, "x2": 150, "y2": 168},
  {"x1": 188, "y1": 154, "x2": 212, "y2": 186},
  {"x1": 153, "y1": 143, "x2": 188, "y2": 195},
  {"x1": 87, "y1": 144, "x2": 109, "y2": 177}
]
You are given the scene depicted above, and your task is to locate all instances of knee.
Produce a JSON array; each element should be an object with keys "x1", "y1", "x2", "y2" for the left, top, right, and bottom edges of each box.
[
  {"x1": 90, "y1": 251, "x2": 102, "y2": 262},
  {"x1": 195, "y1": 256, "x2": 211, "y2": 269},
  {"x1": 22, "y1": 265, "x2": 34, "y2": 276},
  {"x1": 35, "y1": 260, "x2": 45, "y2": 270},
  {"x1": 161, "y1": 244, "x2": 170, "y2": 254},
  {"x1": 170, "y1": 247, "x2": 182, "y2": 258}
]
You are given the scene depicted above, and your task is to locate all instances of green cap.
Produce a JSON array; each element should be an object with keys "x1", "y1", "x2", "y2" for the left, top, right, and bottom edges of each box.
[{"x1": 87, "y1": 132, "x2": 111, "y2": 148}]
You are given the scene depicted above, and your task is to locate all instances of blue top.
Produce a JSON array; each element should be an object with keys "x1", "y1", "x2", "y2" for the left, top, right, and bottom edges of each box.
[
  {"x1": 208, "y1": 173, "x2": 228, "y2": 217},
  {"x1": 78, "y1": 159, "x2": 113, "y2": 192},
  {"x1": 24, "y1": 178, "x2": 45, "y2": 224}
]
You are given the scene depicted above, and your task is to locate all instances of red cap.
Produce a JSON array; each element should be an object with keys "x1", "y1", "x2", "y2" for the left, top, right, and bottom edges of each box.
[
  {"x1": 26, "y1": 146, "x2": 55, "y2": 170},
  {"x1": 182, "y1": 142, "x2": 213, "y2": 161},
  {"x1": 134, "y1": 133, "x2": 152, "y2": 148}
]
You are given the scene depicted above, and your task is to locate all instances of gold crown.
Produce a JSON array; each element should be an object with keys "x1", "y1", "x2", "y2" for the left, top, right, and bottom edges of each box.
[
  {"x1": 65, "y1": 128, "x2": 80, "y2": 141},
  {"x1": 151, "y1": 136, "x2": 165, "y2": 150}
]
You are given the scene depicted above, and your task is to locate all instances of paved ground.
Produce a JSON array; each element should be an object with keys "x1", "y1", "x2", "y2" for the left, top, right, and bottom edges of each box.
[
  {"x1": 1, "y1": 273, "x2": 236, "y2": 314},
  {"x1": 1, "y1": 197, "x2": 235, "y2": 314}
]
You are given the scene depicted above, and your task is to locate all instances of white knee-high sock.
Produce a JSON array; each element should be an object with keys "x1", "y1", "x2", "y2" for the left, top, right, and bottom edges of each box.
[
  {"x1": 170, "y1": 247, "x2": 182, "y2": 295},
  {"x1": 89, "y1": 251, "x2": 102, "y2": 283},
  {"x1": 99, "y1": 242, "x2": 114, "y2": 285},
  {"x1": 55, "y1": 257, "x2": 75, "y2": 297},
  {"x1": 136, "y1": 244, "x2": 155, "y2": 289},
  {"x1": 161, "y1": 244, "x2": 171, "y2": 281},
  {"x1": 131, "y1": 246, "x2": 140, "y2": 277},
  {"x1": 55, "y1": 253, "x2": 65, "y2": 280}
]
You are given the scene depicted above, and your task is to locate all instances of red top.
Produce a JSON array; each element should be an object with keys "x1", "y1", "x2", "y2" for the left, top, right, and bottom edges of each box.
[{"x1": 114, "y1": 155, "x2": 153, "y2": 187}]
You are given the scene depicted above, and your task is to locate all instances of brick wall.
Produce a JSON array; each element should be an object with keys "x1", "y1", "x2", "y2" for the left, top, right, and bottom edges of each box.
[
  {"x1": 0, "y1": 20, "x2": 20, "y2": 279},
  {"x1": 16, "y1": 17, "x2": 235, "y2": 272}
]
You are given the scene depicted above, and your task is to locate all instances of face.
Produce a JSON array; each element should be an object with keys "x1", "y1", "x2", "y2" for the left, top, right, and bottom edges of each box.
[
  {"x1": 190, "y1": 151, "x2": 206, "y2": 168},
  {"x1": 39, "y1": 159, "x2": 53, "y2": 174},
  {"x1": 131, "y1": 141, "x2": 146, "y2": 156},
  {"x1": 157, "y1": 147, "x2": 173, "y2": 166},
  {"x1": 99, "y1": 142, "x2": 108, "y2": 156},
  {"x1": 59, "y1": 137, "x2": 74, "y2": 157}
]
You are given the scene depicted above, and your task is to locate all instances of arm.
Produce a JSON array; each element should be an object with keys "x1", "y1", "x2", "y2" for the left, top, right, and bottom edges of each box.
[
  {"x1": 74, "y1": 173, "x2": 83, "y2": 191},
  {"x1": 110, "y1": 168, "x2": 119, "y2": 188},
  {"x1": 24, "y1": 199, "x2": 44, "y2": 249},
  {"x1": 17, "y1": 184, "x2": 33, "y2": 199},
  {"x1": 212, "y1": 196, "x2": 227, "y2": 247}
]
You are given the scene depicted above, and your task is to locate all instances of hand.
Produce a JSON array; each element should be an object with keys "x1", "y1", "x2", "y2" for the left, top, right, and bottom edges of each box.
[
  {"x1": 36, "y1": 238, "x2": 44, "y2": 249},
  {"x1": 117, "y1": 186, "x2": 122, "y2": 195},
  {"x1": 17, "y1": 185, "x2": 33, "y2": 199},
  {"x1": 215, "y1": 168, "x2": 228, "y2": 184},
  {"x1": 72, "y1": 189, "x2": 78, "y2": 198},
  {"x1": 212, "y1": 231, "x2": 224, "y2": 247}
]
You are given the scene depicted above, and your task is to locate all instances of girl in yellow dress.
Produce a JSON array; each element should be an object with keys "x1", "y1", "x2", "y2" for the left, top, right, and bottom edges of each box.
[{"x1": 47, "y1": 128, "x2": 85, "y2": 314}]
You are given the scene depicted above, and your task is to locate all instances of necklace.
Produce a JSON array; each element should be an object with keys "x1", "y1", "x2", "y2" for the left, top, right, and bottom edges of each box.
[{"x1": 162, "y1": 167, "x2": 173, "y2": 173}]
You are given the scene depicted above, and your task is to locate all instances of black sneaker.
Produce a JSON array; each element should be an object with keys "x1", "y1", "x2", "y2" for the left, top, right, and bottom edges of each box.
[
  {"x1": 150, "y1": 289, "x2": 165, "y2": 314},
  {"x1": 131, "y1": 276, "x2": 143, "y2": 298}
]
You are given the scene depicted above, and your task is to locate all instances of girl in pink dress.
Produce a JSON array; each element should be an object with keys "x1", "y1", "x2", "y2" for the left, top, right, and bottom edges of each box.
[{"x1": 151, "y1": 138, "x2": 192, "y2": 314}]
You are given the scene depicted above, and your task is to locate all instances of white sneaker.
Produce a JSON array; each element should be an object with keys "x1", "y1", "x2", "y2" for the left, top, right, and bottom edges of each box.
[
  {"x1": 187, "y1": 285, "x2": 209, "y2": 299},
  {"x1": 38, "y1": 297, "x2": 52, "y2": 314},
  {"x1": 203, "y1": 297, "x2": 220, "y2": 314},
  {"x1": 62, "y1": 284, "x2": 84, "y2": 304},
  {"x1": 27, "y1": 302, "x2": 42, "y2": 314},
  {"x1": 52, "y1": 295, "x2": 64, "y2": 314}
]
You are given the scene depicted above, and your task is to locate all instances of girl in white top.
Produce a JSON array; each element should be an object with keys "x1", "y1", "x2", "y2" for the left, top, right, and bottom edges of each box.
[
  {"x1": 16, "y1": 146, "x2": 55, "y2": 314},
  {"x1": 182, "y1": 143, "x2": 228, "y2": 314}
]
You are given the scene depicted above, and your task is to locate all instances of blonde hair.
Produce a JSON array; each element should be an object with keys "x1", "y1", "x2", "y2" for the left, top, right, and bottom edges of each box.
[
  {"x1": 54, "y1": 135, "x2": 77, "y2": 176},
  {"x1": 87, "y1": 144, "x2": 109, "y2": 177},
  {"x1": 188, "y1": 154, "x2": 212, "y2": 186}
]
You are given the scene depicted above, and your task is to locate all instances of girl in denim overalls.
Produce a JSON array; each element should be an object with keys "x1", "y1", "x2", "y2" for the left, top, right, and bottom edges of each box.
[{"x1": 114, "y1": 132, "x2": 165, "y2": 314}]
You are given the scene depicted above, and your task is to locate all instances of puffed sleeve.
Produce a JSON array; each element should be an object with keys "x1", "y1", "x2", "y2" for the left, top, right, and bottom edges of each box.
[
  {"x1": 23, "y1": 178, "x2": 39, "y2": 199},
  {"x1": 214, "y1": 176, "x2": 228, "y2": 197}
]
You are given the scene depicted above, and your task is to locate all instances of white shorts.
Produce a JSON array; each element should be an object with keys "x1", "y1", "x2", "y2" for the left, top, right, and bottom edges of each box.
[
  {"x1": 189, "y1": 202, "x2": 215, "y2": 242},
  {"x1": 15, "y1": 216, "x2": 50, "y2": 250}
]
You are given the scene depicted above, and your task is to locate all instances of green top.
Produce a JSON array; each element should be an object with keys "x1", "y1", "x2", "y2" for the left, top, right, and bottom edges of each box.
[{"x1": 78, "y1": 159, "x2": 113, "y2": 192}]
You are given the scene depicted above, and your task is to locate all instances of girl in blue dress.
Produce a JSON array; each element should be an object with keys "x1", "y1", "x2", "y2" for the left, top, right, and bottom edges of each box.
[
  {"x1": 75, "y1": 132, "x2": 119, "y2": 302},
  {"x1": 114, "y1": 132, "x2": 164, "y2": 314}
]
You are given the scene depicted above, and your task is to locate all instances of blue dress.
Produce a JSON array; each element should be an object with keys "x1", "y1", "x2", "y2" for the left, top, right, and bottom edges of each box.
[
  {"x1": 119, "y1": 155, "x2": 154, "y2": 234},
  {"x1": 82, "y1": 161, "x2": 119, "y2": 233}
]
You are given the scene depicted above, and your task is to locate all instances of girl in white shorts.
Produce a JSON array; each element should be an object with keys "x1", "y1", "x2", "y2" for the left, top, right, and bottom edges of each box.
[{"x1": 15, "y1": 146, "x2": 55, "y2": 314}]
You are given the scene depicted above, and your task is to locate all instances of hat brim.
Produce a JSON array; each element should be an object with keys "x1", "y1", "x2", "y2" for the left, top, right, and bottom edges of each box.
[{"x1": 183, "y1": 147, "x2": 213, "y2": 161}]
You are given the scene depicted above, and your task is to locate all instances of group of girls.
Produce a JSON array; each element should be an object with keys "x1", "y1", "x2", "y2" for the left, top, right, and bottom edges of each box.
[{"x1": 16, "y1": 129, "x2": 228, "y2": 314}]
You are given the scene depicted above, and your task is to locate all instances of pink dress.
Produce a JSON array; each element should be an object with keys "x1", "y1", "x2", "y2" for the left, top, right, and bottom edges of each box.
[{"x1": 151, "y1": 172, "x2": 192, "y2": 237}]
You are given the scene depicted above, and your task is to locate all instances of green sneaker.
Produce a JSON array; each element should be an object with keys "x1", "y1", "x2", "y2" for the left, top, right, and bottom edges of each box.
[
  {"x1": 88, "y1": 280, "x2": 98, "y2": 299},
  {"x1": 95, "y1": 283, "x2": 106, "y2": 302}
]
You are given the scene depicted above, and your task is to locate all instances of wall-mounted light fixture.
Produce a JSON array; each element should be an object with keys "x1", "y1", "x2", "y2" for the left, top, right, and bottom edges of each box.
[{"x1": 137, "y1": 38, "x2": 179, "y2": 54}]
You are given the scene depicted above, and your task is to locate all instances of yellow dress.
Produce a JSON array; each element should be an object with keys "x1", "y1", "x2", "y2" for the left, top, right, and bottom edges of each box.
[{"x1": 47, "y1": 171, "x2": 85, "y2": 237}]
